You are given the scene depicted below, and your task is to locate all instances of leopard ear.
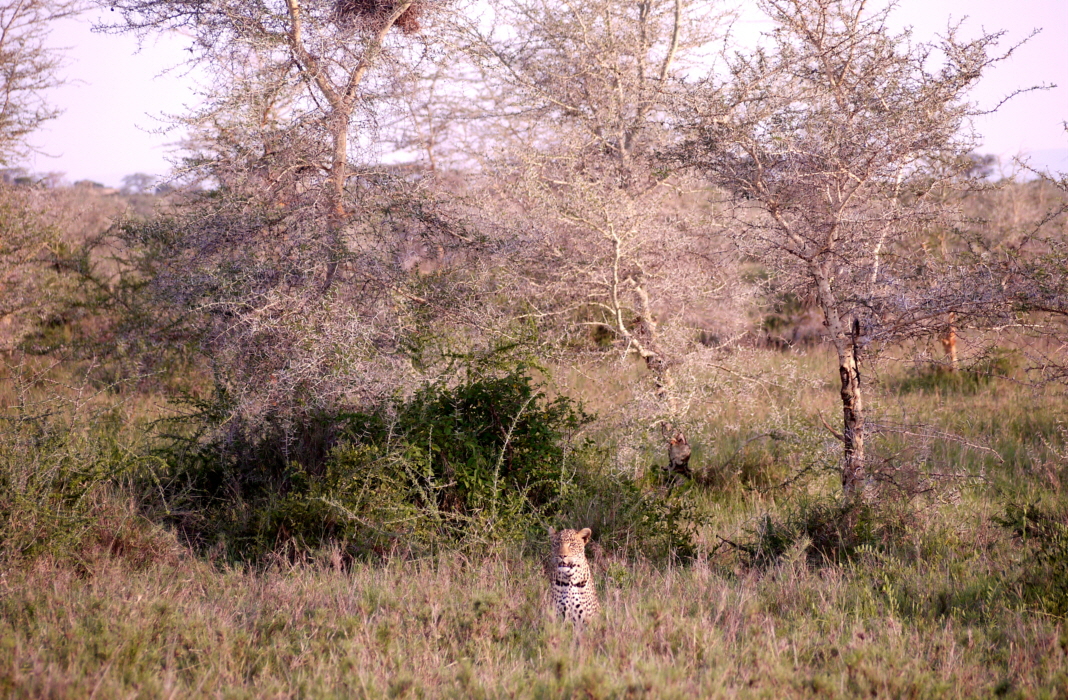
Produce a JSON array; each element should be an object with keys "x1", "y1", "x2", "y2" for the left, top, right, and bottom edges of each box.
[
  {"x1": 548, "y1": 527, "x2": 556, "y2": 536},
  {"x1": 577, "y1": 527, "x2": 592, "y2": 543}
]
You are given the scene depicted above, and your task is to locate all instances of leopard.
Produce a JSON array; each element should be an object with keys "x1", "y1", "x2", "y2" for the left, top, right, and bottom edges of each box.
[{"x1": 547, "y1": 526, "x2": 600, "y2": 623}]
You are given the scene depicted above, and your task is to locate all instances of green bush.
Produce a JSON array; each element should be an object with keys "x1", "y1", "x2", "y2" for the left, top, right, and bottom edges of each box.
[
  {"x1": 150, "y1": 370, "x2": 594, "y2": 561},
  {"x1": 553, "y1": 446, "x2": 704, "y2": 564},
  {"x1": 736, "y1": 496, "x2": 918, "y2": 568},
  {"x1": 0, "y1": 399, "x2": 171, "y2": 567},
  {"x1": 344, "y1": 371, "x2": 593, "y2": 515}
]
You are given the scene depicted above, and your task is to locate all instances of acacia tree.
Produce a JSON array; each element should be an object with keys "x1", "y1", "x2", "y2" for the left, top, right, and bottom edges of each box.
[
  {"x1": 672, "y1": 0, "x2": 1019, "y2": 499},
  {"x1": 106, "y1": 0, "x2": 419, "y2": 281},
  {"x1": 460, "y1": 0, "x2": 742, "y2": 471},
  {"x1": 0, "y1": 0, "x2": 81, "y2": 164},
  {"x1": 98, "y1": 0, "x2": 502, "y2": 423}
]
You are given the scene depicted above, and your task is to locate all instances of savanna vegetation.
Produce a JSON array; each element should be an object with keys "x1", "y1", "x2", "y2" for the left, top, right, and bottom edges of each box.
[{"x1": 1, "y1": 0, "x2": 1066, "y2": 697}]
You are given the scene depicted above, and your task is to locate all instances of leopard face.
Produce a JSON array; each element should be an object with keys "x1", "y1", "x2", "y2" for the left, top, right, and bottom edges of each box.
[{"x1": 548, "y1": 526, "x2": 600, "y2": 623}]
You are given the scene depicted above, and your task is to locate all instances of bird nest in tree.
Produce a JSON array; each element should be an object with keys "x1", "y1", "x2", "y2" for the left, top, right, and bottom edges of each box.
[{"x1": 334, "y1": 0, "x2": 423, "y2": 34}]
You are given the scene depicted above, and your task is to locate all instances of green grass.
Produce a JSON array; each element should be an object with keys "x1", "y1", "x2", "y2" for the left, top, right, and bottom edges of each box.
[
  {"x1": 2, "y1": 346, "x2": 1067, "y2": 698},
  {"x1": 1, "y1": 528, "x2": 1065, "y2": 698}
]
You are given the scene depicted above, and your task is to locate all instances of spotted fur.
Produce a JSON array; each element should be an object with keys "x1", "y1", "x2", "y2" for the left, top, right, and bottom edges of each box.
[{"x1": 547, "y1": 527, "x2": 600, "y2": 623}]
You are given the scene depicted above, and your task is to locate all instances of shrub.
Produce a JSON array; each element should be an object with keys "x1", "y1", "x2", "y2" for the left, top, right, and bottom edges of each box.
[
  {"x1": 553, "y1": 445, "x2": 704, "y2": 564},
  {"x1": 733, "y1": 496, "x2": 919, "y2": 569},
  {"x1": 150, "y1": 370, "x2": 595, "y2": 561},
  {"x1": 345, "y1": 371, "x2": 593, "y2": 516},
  {"x1": 0, "y1": 387, "x2": 172, "y2": 567}
]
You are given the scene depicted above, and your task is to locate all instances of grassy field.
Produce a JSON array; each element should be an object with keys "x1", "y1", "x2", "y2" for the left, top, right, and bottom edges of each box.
[
  {"x1": 1, "y1": 347, "x2": 1066, "y2": 698},
  {"x1": 2, "y1": 523, "x2": 1065, "y2": 698}
]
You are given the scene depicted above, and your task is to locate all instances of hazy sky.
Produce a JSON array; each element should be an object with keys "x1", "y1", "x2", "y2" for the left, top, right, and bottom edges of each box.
[{"x1": 24, "y1": 0, "x2": 1068, "y2": 187}]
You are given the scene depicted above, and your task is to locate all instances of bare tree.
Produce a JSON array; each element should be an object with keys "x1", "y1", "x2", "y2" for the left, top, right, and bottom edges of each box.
[
  {"x1": 0, "y1": 0, "x2": 81, "y2": 164},
  {"x1": 671, "y1": 0, "x2": 1023, "y2": 500},
  {"x1": 460, "y1": 0, "x2": 745, "y2": 471}
]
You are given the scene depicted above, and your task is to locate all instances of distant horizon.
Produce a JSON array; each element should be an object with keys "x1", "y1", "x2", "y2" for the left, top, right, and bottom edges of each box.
[
  {"x1": 12, "y1": 147, "x2": 1068, "y2": 191},
  {"x1": 22, "y1": 0, "x2": 1068, "y2": 188}
]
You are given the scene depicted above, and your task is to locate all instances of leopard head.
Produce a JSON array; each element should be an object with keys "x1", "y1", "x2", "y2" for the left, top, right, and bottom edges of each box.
[{"x1": 548, "y1": 526, "x2": 592, "y2": 585}]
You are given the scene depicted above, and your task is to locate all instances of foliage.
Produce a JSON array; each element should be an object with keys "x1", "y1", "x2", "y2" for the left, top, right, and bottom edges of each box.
[
  {"x1": 995, "y1": 500, "x2": 1068, "y2": 617},
  {"x1": 350, "y1": 370, "x2": 593, "y2": 513},
  {"x1": 555, "y1": 447, "x2": 704, "y2": 564},
  {"x1": 981, "y1": 172, "x2": 1068, "y2": 385},
  {"x1": 892, "y1": 347, "x2": 1019, "y2": 395},
  {"x1": 147, "y1": 368, "x2": 710, "y2": 564},
  {"x1": 0, "y1": 359, "x2": 176, "y2": 567},
  {"x1": 0, "y1": 185, "x2": 75, "y2": 353},
  {"x1": 732, "y1": 496, "x2": 919, "y2": 569},
  {"x1": 150, "y1": 370, "x2": 595, "y2": 560},
  {"x1": 468, "y1": 0, "x2": 745, "y2": 445},
  {"x1": 0, "y1": 0, "x2": 81, "y2": 164},
  {"x1": 0, "y1": 409, "x2": 128, "y2": 561},
  {"x1": 94, "y1": 0, "x2": 510, "y2": 432},
  {"x1": 18, "y1": 212, "x2": 207, "y2": 394}
]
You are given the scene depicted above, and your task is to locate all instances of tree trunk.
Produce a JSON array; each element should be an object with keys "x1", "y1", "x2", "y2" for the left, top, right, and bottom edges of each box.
[
  {"x1": 283, "y1": 0, "x2": 413, "y2": 294},
  {"x1": 322, "y1": 111, "x2": 351, "y2": 292},
  {"x1": 837, "y1": 318, "x2": 866, "y2": 500},
  {"x1": 631, "y1": 282, "x2": 689, "y2": 474},
  {"x1": 812, "y1": 261, "x2": 867, "y2": 501}
]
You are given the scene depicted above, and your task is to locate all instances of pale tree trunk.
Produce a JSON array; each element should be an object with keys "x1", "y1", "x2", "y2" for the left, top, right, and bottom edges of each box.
[
  {"x1": 605, "y1": 273, "x2": 687, "y2": 475},
  {"x1": 634, "y1": 284, "x2": 673, "y2": 405},
  {"x1": 323, "y1": 112, "x2": 351, "y2": 292},
  {"x1": 284, "y1": 0, "x2": 414, "y2": 293},
  {"x1": 812, "y1": 260, "x2": 867, "y2": 501},
  {"x1": 631, "y1": 282, "x2": 691, "y2": 475}
]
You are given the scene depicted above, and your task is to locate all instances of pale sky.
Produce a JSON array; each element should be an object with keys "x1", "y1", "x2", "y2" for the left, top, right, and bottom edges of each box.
[{"x1": 24, "y1": 0, "x2": 1068, "y2": 187}]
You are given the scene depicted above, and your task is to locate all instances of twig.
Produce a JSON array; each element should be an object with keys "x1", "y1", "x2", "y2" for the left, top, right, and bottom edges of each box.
[
  {"x1": 759, "y1": 464, "x2": 821, "y2": 494},
  {"x1": 869, "y1": 422, "x2": 1004, "y2": 463},
  {"x1": 817, "y1": 409, "x2": 845, "y2": 443},
  {"x1": 715, "y1": 534, "x2": 756, "y2": 555}
]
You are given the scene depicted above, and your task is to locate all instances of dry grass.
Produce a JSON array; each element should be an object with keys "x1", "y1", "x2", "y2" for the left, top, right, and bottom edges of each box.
[
  {"x1": 2, "y1": 343, "x2": 1066, "y2": 698},
  {"x1": 1, "y1": 529, "x2": 1065, "y2": 699}
]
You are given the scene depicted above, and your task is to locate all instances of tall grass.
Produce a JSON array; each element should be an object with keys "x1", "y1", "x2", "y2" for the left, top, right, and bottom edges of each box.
[
  {"x1": 2, "y1": 346, "x2": 1066, "y2": 698},
  {"x1": 1, "y1": 533, "x2": 1065, "y2": 698},
  {"x1": 0, "y1": 354, "x2": 178, "y2": 566}
]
